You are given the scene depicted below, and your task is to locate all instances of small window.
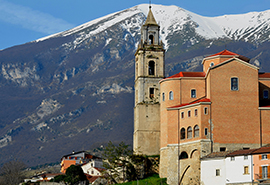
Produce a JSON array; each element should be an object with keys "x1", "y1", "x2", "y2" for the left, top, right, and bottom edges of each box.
[
  {"x1": 262, "y1": 154, "x2": 267, "y2": 160},
  {"x1": 220, "y1": 147, "x2": 226, "y2": 152},
  {"x1": 204, "y1": 128, "x2": 208, "y2": 136},
  {"x1": 210, "y1": 62, "x2": 214, "y2": 67},
  {"x1": 263, "y1": 90, "x2": 269, "y2": 99},
  {"x1": 162, "y1": 93, "x2": 165, "y2": 101},
  {"x1": 181, "y1": 112, "x2": 184, "y2": 119},
  {"x1": 180, "y1": 128, "x2": 185, "y2": 140},
  {"x1": 194, "y1": 125, "x2": 199, "y2": 138},
  {"x1": 188, "y1": 111, "x2": 191, "y2": 117},
  {"x1": 149, "y1": 61, "x2": 155, "y2": 75},
  {"x1": 149, "y1": 35, "x2": 154, "y2": 45},
  {"x1": 179, "y1": 151, "x2": 188, "y2": 159},
  {"x1": 231, "y1": 77, "x2": 239, "y2": 91},
  {"x1": 169, "y1": 91, "x2": 173, "y2": 100},
  {"x1": 149, "y1": 88, "x2": 154, "y2": 99},
  {"x1": 194, "y1": 109, "x2": 198, "y2": 116},
  {"x1": 187, "y1": 126, "x2": 192, "y2": 139},
  {"x1": 204, "y1": 107, "x2": 208, "y2": 115},
  {"x1": 191, "y1": 89, "x2": 196, "y2": 98},
  {"x1": 231, "y1": 157, "x2": 235, "y2": 161},
  {"x1": 244, "y1": 166, "x2": 249, "y2": 174},
  {"x1": 244, "y1": 156, "x2": 248, "y2": 160},
  {"x1": 216, "y1": 169, "x2": 220, "y2": 176}
]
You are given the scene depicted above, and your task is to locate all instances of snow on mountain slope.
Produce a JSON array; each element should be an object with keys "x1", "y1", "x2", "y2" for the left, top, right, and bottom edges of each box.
[{"x1": 36, "y1": 4, "x2": 270, "y2": 49}]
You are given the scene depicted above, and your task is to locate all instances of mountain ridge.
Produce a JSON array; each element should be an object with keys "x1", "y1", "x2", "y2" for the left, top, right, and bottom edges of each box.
[{"x1": 1, "y1": 4, "x2": 270, "y2": 167}]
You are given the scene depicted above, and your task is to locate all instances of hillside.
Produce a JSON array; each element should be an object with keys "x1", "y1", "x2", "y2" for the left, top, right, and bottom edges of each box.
[{"x1": 1, "y1": 4, "x2": 270, "y2": 167}]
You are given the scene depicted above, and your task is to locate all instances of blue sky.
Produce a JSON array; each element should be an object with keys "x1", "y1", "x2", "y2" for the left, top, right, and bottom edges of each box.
[{"x1": 1, "y1": 0, "x2": 270, "y2": 50}]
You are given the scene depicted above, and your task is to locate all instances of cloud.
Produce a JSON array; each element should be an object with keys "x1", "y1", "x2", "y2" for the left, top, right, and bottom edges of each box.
[{"x1": 0, "y1": 0, "x2": 75, "y2": 34}]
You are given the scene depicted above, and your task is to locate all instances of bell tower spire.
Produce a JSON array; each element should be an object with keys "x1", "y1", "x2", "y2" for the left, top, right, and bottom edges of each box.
[{"x1": 133, "y1": 5, "x2": 165, "y2": 155}]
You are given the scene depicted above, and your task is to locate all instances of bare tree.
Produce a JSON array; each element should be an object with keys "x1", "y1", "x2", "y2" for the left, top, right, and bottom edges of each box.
[{"x1": 0, "y1": 160, "x2": 26, "y2": 185}]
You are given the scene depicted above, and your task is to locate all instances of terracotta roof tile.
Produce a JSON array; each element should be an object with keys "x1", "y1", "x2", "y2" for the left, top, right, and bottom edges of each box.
[
  {"x1": 251, "y1": 146, "x2": 270, "y2": 154},
  {"x1": 206, "y1": 49, "x2": 250, "y2": 62},
  {"x1": 259, "y1": 72, "x2": 270, "y2": 78},
  {"x1": 168, "y1": 98, "x2": 211, "y2": 109},
  {"x1": 166, "y1": 72, "x2": 205, "y2": 79},
  {"x1": 226, "y1": 148, "x2": 258, "y2": 157},
  {"x1": 202, "y1": 151, "x2": 231, "y2": 159}
]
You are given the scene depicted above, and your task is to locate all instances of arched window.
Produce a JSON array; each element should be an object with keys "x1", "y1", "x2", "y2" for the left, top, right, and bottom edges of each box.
[
  {"x1": 149, "y1": 35, "x2": 154, "y2": 45},
  {"x1": 169, "y1": 91, "x2": 173, "y2": 100},
  {"x1": 187, "y1": 126, "x2": 192, "y2": 139},
  {"x1": 263, "y1": 90, "x2": 269, "y2": 99},
  {"x1": 231, "y1": 77, "x2": 239, "y2": 91},
  {"x1": 179, "y1": 151, "x2": 188, "y2": 160},
  {"x1": 180, "y1": 128, "x2": 185, "y2": 140},
  {"x1": 149, "y1": 61, "x2": 155, "y2": 75},
  {"x1": 194, "y1": 125, "x2": 199, "y2": 138}
]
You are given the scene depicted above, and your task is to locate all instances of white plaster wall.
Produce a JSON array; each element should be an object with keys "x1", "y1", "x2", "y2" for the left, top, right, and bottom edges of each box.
[
  {"x1": 225, "y1": 155, "x2": 252, "y2": 183},
  {"x1": 201, "y1": 158, "x2": 226, "y2": 185}
]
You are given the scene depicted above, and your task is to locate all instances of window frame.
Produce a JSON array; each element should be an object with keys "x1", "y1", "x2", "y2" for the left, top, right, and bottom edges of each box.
[
  {"x1": 243, "y1": 166, "x2": 249, "y2": 175},
  {"x1": 149, "y1": 88, "x2": 154, "y2": 99},
  {"x1": 162, "y1": 92, "x2": 165, "y2": 101},
  {"x1": 263, "y1": 89, "x2": 269, "y2": 99},
  {"x1": 187, "y1": 126, "x2": 192, "y2": 139},
  {"x1": 194, "y1": 125, "x2": 199, "y2": 138},
  {"x1": 204, "y1": 107, "x2": 208, "y2": 115},
  {"x1": 169, "y1": 91, "x2": 173, "y2": 100},
  {"x1": 181, "y1": 112, "x2": 184, "y2": 119},
  {"x1": 216, "y1": 169, "x2": 220, "y2": 176},
  {"x1": 231, "y1": 77, "x2": 239, "y2": 91},
  {"x1": 148, "y1": 60, "x2": 155, "y2": 75},
  {"x1": 191, "y1": 89, "x2": 196, "y2": 98},
  {"x1": 180, "y1": 128, "x2": 186, "y2": 140},
  {"x1": 188, "y1": 110, "x2": 191, "y2": 117},
  {"x1": 194, "y1": 109, "x2": 198, "y2": 116}
]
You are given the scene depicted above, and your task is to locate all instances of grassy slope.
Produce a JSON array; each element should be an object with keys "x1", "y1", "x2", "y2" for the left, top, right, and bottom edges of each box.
[{"x1": 116, "y1": 174, "x2": 168, "y2": 185}]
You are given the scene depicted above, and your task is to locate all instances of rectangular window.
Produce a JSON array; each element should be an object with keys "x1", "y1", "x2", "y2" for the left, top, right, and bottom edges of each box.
[
  {"x1": 216, "y1": 169, "x2": 220, "y2": 176},
  {"x1": 244, "y1": 155, "x2": 248, "y2": 160},
  {"x1": 150, "y1": 88, "x2": 154, "y2": 99},
  {"x1": 263, "y1": 90, "x2": 269, "y2": 99},
  {"x1": 244, "y1": 166, "x2": 249, "y2": 174},
  {"x1": 188, "y1": 111, "x2": 191, "y2": 117},
  {"x1": 231, "y1": 157, "x2": 235, "y2": 161},
  {"x1": 262, "y1": 166, "x2": 268, "y2": 179},
  {"x1": 220, "y1": 147, "x2": 226, "y2": 152},
  {"x1": 262, "y1": 154, "x2": 267, "y2": 160},
  {"x1": 204, "y1": 128, "x2": 208, "y2": 136},
  {"x1": 231, "y1": 77, "x2": 239, "y2": 91},
  {"x1": 191, "y1": 89, "x2": 196, "y2": 98},
  {"x1": 181, "y1": 112, "x2": 184, "y2": 119},
  {"x1": 204, "y1": 107, "x2": 208, "y2": 115},
  {"x1": 162, "y1": 93, "x2": 165, "y2": 101},
  {"x1": 194, "y1": 109, "x2": 198, "y2": 116}
]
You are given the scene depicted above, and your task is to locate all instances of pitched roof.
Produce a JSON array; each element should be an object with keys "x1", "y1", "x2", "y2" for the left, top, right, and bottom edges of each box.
[
  {"x1": 259, "y1": 72, "x2": 270, "y2": 78},
  {"x1": 226, "y1": 148, "x2": 258, "y2": 157},
  {"x1": 166, "y1": 72, "x2": 205, "y2": 79},
  {"x1": 168, "y1": 97, "x2": 211, "y2": 109},
  {"x1": 205, "y1": 49, "x2": 250, "y2": 62},
  {"x1": 143, "y1": 7, "x2": 158, "y2": 26},
  {"x1": 251, "y1": 146, "x2": 270, "y2": 154},
  {"x1": 201, "y1": 151, "x2": 231, "y2": 159}
]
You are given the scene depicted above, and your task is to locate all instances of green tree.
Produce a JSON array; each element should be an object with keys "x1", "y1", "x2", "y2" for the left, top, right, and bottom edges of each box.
[{"x1": 53, "y1": 165, "x2": 88, "y2": 185}]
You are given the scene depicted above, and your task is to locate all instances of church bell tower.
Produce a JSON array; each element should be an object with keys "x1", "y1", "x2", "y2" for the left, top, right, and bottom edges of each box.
[{"x1": 133, "y1": 6, "x2": 165, "y2": 155}]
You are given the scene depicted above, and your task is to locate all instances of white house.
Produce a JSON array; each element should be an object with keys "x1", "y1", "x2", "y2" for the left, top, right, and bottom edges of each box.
[
  {"x1": 201, "y1": 152, "x2": 229, "y2": 185},
  {"x1": 225, "y1": 149, "x2": 255, "y2": 184},
  {"x1": 81, "y1": 160, "x2": 104, "y2": 176}
]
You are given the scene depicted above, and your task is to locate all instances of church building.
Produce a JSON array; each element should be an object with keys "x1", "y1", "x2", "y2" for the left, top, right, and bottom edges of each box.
[{"x1": 133, "y1": 6, "x2": 270, "y2": 185}]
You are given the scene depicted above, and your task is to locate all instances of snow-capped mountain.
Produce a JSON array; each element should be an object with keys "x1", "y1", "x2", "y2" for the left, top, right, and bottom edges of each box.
[{"x1": 1, "y1": 4, "x2": 270, "y2": 167}]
